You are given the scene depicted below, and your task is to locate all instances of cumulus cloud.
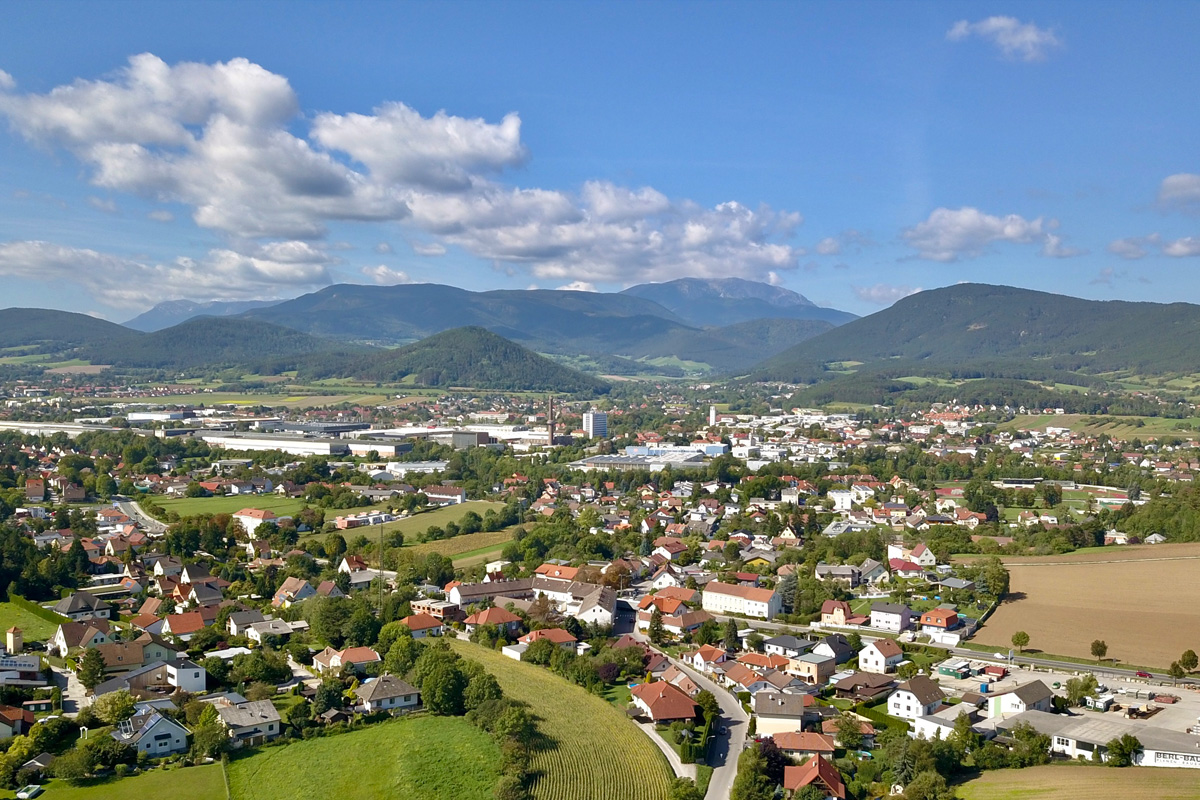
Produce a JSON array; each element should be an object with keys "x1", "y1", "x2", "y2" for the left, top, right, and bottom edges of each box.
[
  {"x1": 410, "y1": 241, "x2": 447, "y2": 256},
  {"x1": 947, "y1": 16, "x2": 1062, "y2": 61},
  {"x1": 555, "y1": 280, "x2": 597, "y2": 292},
  {"x1": 1159, "y1": 173, "x2": 1200, "y2": 212},
  {"x1": 853, "y1": 284, "x2": 922, "y2": 306},
  {"x1": 815, "y1": 237, "x2": 840, "y2": 255},
  {"x1": 86, "y1": 196, "x2": 118, "y2": 214},
  {"x1": 0, "y1": 239, "x2": 331, "y2": 307},
  {"x1": 1108, "y1": 234, "x2": 1159, "y2": 259},
  {"x1": 0, "y1": 53, "x2": 807, "y2": 296},
  {"x1": 0, "y1": 70, "x2": 14, "y2": 91},
  {"x1": 361, "y1": 265, "x2": 411, "y2": 285},
  {"x1": 903, "y1": 207, "x2": 1075, "y2": 261},
  {"x1": 1108, "y1": 233, "x2": 1199, "y2": 259},
  {"x1": 1164, "y1": 237, "x2": 1200, "y2": 257}
]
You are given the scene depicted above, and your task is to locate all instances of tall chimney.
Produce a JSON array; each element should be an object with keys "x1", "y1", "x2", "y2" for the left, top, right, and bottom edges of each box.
[{"x1": 547, "y1": 394, "x2": 555, "y2": 445}]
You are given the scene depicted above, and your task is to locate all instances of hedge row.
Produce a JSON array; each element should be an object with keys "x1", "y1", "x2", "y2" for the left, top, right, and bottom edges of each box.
[{"x1": 9, "y1": 594, "x2": 70, "y2": 625}]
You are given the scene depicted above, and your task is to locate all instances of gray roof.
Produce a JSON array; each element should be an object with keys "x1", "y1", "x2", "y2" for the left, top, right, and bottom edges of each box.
[
  {"x1": 217, "y1": 700, "x2": 281, "y2": 728},
  {"x1": 53, "y1": 591, "x2": 109, "y2": 614},
  {"x1": 997, "y1": 709, "x2": 1200, "y2": 755},
  {"x1": 1008, "y1": 680, "x2": 1054, "y2": 706},
  {"x1": 897, "y1": 674, "x2": 945, "y2": 706},
  {"x1": 753, "y1": 692, "x2": 814, "y2": 718},
  {"x1": 111, "y1": 710, "x2": 187, "y2": 745},
  {"x1": 355, "y1": 674, "x2": 419, "y2": 703},
  {"x1": 871, "y1": 602, "x2": 910, "y2": 615},
  {"x1": 764, "y1": 635, "x2": 815, "y2": 652}
]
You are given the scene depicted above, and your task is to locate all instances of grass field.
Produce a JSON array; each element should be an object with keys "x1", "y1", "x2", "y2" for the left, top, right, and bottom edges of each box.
[
  {"x1": 997, "y1": 413, "x2": 1200, "y2": 439},
  {"x1": 157, "y1": 494, "x2": 313, "y2": 517},
  {"x1": 407, "y1": 528, "x2": 515, "y2": 564},
  {"x1": 28, "y1": 763, "x2": 226, "y2": 800},
  {"x1": 448, "y1": 640, "x2": 675, "y2": 800},
  {"x1": 973, "y1": 543, "x2": 1200, "y2": 667},
  {"x1": 958, "y1": 764, "x2": 1200, "y2": 800},
  {"x1": 227, "y1": 715, "x2": 499, "y2": 800},
  {"x1": 0, "y1": 601, "x2": 60, "y2": 642}
]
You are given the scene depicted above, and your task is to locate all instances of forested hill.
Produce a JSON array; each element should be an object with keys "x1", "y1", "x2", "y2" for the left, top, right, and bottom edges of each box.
[
  {"x1": 752, "y1": 284, "x2": 1200, "y2": 380},
  {"x1": 0, "y1": 308, "x2": 138, "y2": 349},
  {"x1": 303, "y1": 326, "x2": 610, "y2": 393},
  {"x1": 81, "y1": 317, "x2": 335, "y2": 370}
]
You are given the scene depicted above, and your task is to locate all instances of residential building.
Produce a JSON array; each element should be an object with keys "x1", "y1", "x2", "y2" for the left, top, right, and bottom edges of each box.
[
  {"x1": 52, "y1": 591, "x2": 112, "y2": 621},
  {"x1": 859, "y1": 639, "x2": 904, "y2": 674},
  {"x1": 869, "y1": 603, "x2": 912, "y2": 633},
  {"x1": 701, "y1": 582, "x2": 781, "y2": 620},
  {"x1": 111, "y1": 710, "x2": 190, "y2": 756},
  {"x1": 354, "y1": 675, "x2": 420, "y2": 714},
  {"x1": 986, "y1": 681, "x2": 1054, "y2": 719},
  {"x1": 784, "y1": 755, "x2": 847, "y2": 799},
  {"x1": 216, "y1": 700, "x2": 282, "y2": 746},
  {"x1": 630, "y1": 681, "x2": 698, "y2": 723},
  {"x1": 888, "y1": 675, "x2": 946, "y2": 720}
]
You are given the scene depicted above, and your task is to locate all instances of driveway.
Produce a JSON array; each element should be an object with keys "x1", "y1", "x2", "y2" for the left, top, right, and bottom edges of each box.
[
  {"x1": 636, "y1": 721, "x2": 697, "y2": 781},
  {"x1": 51, "y1": 665, "x2": 88, "y2": 716},
  {"x1": 631, "y1": 631, "x2": 748, "y2": 800}
]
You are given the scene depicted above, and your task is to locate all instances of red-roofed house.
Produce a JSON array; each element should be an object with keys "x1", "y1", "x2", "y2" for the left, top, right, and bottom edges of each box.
[
  {"x1": 630, "y1": 681, "x2": 699, "y2": 723},
  {"x1": 464, "y1": 607, "x2": 522, "y2": 634},
  {"x1": 784, "y1": 755, "x2": 846, "y2": 799},
  {"x1": 399, "y1": 613, "x2": 444, "y2": 638},
  {"x1": 519, "y1": 628, "x2": 576, "y2": 649}
]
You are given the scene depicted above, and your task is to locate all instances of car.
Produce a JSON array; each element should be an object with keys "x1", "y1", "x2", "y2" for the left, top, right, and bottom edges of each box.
[
  {"x1": 1136, "y1": 670, "x2": 1153, "y2": 678},
  {"x1": 17, "y1": 785, "x2": 44, "y2": 799}
]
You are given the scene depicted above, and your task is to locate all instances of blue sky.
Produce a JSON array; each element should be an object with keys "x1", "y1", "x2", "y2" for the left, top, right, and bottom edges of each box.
[{"x1": 0, "y1": 1, "x2": 1197, "y2": 319}]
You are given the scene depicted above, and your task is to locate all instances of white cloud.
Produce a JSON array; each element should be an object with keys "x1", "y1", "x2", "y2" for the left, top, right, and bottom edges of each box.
[
  {"x1": 86, "y1": 195, "x2": 118, "y2": 214},
  {"x1": 1041, "y1": 233, "x2": 1086, "y2": 258},
  {"x1": 1164, "y1": 237, "x2": 1200, "y2": 257},
  {"x1": 409, "y1": 241, "x2": 447, "y2": 256},
  {"x1": 0, "y1": 53, "x2": 808, "y2": 292},
  {"x1": 374, "y1": 241, "x2": 393, "y2": 254},
  {"x1": 947, "y1": 17, "x2": 1062, "y2": 61},
  {"x1": 361, "y1": 265, "x2": 411, "y2": 285},
  {"x1": 0, "y1": 70, "x2": 14, "y2": 91},
  {"x1": 555, "y1": 280, "x2": 597, "y2": 292},
  {"x1": 903, "y1": 207, "x2": 1061, "y2": 261},
  {"x1": 1107, "y1": 234, "x2": 1159, "y2": 259},
  {"x1": 1159, "y1": 173, "x2": 1200, "y2": 212},
  {"x1": 1107, "y1": 233, "x2": 1199, "y2": 258},
  {"x1": 852, "y1": 284, "x2": 922, "y2": 306},
  {"x1": 0, "y1": 239, "x2": 330, "y2": 307},
  {"x1": 815, "y1": 237, "x2": 841, "y2": 255},
  {"x1": 147, "y1": 209, "x2": 174, "y2": 222}
]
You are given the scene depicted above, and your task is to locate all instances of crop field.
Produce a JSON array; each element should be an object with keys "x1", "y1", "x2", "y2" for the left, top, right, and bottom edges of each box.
[
  {"x1": 997, "y1": 413, "x2": 1200, "y2": 439},
  {"x1": 0, "y1": 601, "x2": 61, "y2": 642},
  {"x1": 448, "y1": 640, "x2": 675, "y2": 800},
  {"x1": 227, "y1": 715, "x2": 499, "y2": 800},
  {"x1": 958, "y1": 764, "x2": 1200, "y2": 800},
  {"x1": 973, "y1": 544, "x2": 1200, "y2": 667},
  {"x1": 403, "y1": 528, "x2": 515, "y2": 564},
  {"x1": 157, "y1": 494, "x2": 313, "y2": 517},
  {"x1": 33, "y1": 763, "x2": 226, "y2": 800}
]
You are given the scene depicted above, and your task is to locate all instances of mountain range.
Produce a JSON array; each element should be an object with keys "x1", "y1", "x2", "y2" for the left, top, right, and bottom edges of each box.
[
  {"x1": 123, "y1": 299, "x2": 278, "y2": 332},
  {"x1": 7, "y1": 281, "x2": 1200, "y2": 392}
]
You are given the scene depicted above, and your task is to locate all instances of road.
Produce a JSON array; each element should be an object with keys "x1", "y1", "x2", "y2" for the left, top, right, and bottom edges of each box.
[
  {"x1": 114, "y1": 498, "x2": 168, "y2": 535},
  {"x1": 629, "y1": 629, "x2": 748, "y2": 800},
  {"x1": 51, "y1": 665, "x2": 88, "y2": 716}
]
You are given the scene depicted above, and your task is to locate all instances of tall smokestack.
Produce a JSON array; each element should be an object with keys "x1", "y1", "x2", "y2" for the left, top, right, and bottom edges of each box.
[{"x1": 547, "y1": 394, "x2": 555, "y2": 446}]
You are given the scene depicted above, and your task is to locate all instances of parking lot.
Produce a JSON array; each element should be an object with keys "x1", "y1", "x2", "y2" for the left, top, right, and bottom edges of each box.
[{"x1": 931, "y1": 657, "x2": 1200, "y2": 734}]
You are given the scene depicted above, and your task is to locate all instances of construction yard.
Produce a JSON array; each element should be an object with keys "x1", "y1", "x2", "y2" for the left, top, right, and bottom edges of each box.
[{"x1": 973, "y1": 543, "x2": 1200, "y2": 668}]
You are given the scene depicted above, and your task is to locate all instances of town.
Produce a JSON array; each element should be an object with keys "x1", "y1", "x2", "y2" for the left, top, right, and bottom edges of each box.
[{"x1": 1, "y1": 384, "x2": 1198, "y2": 800}]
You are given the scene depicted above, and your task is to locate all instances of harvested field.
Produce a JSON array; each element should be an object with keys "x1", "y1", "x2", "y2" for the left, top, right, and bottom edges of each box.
[
  {"x1": 974, "y1": 546, "x2": 1200, "y2": 667},
  {"x1": 996, "y1": 542, "x2": 1200, "y2": 564},
  {"x1": 958, "y1": 764, "x2": 1200, "y2": 800}
]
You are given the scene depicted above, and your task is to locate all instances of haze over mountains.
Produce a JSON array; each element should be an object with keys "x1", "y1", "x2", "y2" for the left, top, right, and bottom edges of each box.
[{"x1": 7, "y1": 281, "x2": 1200, "y2": 391}]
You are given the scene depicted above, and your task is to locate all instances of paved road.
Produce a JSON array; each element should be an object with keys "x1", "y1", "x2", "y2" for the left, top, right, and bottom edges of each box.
[
  {"x1": 631, "y1": 630, "x2": 748, "y2": 800},
  {"x1": 51, "y1": 665, "x2": 88, "y2": 716},
  {"x1": 114, "y1": 499, "x2": 168, "y2": 535}
]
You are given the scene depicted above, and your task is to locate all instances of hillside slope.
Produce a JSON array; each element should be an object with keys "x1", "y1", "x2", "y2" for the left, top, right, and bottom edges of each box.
[
  {"x1": 622, "y1": 277, "x2": 856, "y2": 326},
  {"x1": 307, "y1": 326, "x2": 610, "y2": 393},
  {"x1": 753, "y1": 283, "x2": 1200, "y2": 380},
  {"x1": 0, "y1": 308, "x2": 138, "y2": 350},
  {"x1": 123, "y1": 299, "x2": 281, "y2": 332}
]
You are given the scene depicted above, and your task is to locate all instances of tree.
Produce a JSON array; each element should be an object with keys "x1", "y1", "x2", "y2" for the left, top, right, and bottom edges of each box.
[
  {"x1": 1181, "y1": 649, "x2": 1198, "y2": 672},
  {"x1": 93, "y1": 689, "x2": 136, "y2": 724},
  {"x1": 78, "y1": 648, "x2": 106, "y2": 692},
  {"x1": 834, "y1": 711, "x2": 864, "y2": 750},
  {"x1": 191, "y1": 722, "x2": 228, "y2": 759},
  {"x1": 723, "y1": 618, "x2": 740, "y2": 652},
  {"x1": 1169, "y1": 661, "x2": 1185, "y2": 685},
  {"x1": 51, "y1": 747, "x2": 94, "y2": 784},
  {"x1": 648, "y1": 607, "x2": 665, "y2": 645},
  {"x1": 422, "y1": 661, "x2": 468, "y2": 715},
  {"x1": 730, "y1": 743, "x2": 774, "y2": 800},
  {"x1": 1091, "y1": 639, "x2": 1108, "y2": 661},
  {"x1": 385, "y1": 635, "x2": 423, "y2": 677},
  {"x1": 903, "y1": 770, "x2": 955, "y2": 800},
  {"x1": 693, "y1": 619, "x2": 719, "y2": 646},
  {"x1": 1105, "y1": 733, "x2": 1142, "y2": 767},
  {"x1": 669, "y1": 777, "x2": 705, "y2": 800},
  {"x1": 695, "y1": 690, "x2": 720, "y2": 722},
  {"x1": 1065, "y1": 674, "x2": 1098, "y2": 706},
  {"x1": 463, "y1": 671, "x2": 503, "y2": 711},
  {"x1": 1011, "y1": 631, "x2": 1030, "y2": 653},
  {"x1": 312, "y1": 679, "x2": 344, "y2": 715}
]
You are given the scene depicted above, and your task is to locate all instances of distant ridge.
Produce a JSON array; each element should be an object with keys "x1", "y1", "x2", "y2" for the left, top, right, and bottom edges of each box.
[
  {"x1": 751, "y1": 283, "x2": 1200, "y2": 380},
  {"x1": 621, "y1": 277, "x2": 857, "y2": 327},
  {"x1": 123, "y1": 299, "x2": 281, "y2": 332}
]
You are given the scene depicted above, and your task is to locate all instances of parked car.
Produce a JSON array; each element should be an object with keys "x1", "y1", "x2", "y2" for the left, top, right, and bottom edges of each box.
[{"x1": 1135, "y1": 670, "x2": 1153, "y2": 678}]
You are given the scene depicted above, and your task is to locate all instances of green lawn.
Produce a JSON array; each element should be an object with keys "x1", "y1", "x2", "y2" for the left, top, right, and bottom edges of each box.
[
  {"x1": 373, "y1": 501, "x2": 505, "y2": 540},
  {"x1": 26, "y1": 763, "x2": 226, "y2": 800},
  {"x1": 157, "y1": 494, "x2": 313, "y2": 517},
  {"x1": 957, "y1": 764, "x2": 1200, "y2": 800},
  {"x1": 227, "y1": 714, "x2": 500, "y2": 800},
  {"x1": 448, "y1": 640, "x2": 675, "y2": 800},
  {"x1": 0, "y1": 601, "x2": 60, "y2": 642}
]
